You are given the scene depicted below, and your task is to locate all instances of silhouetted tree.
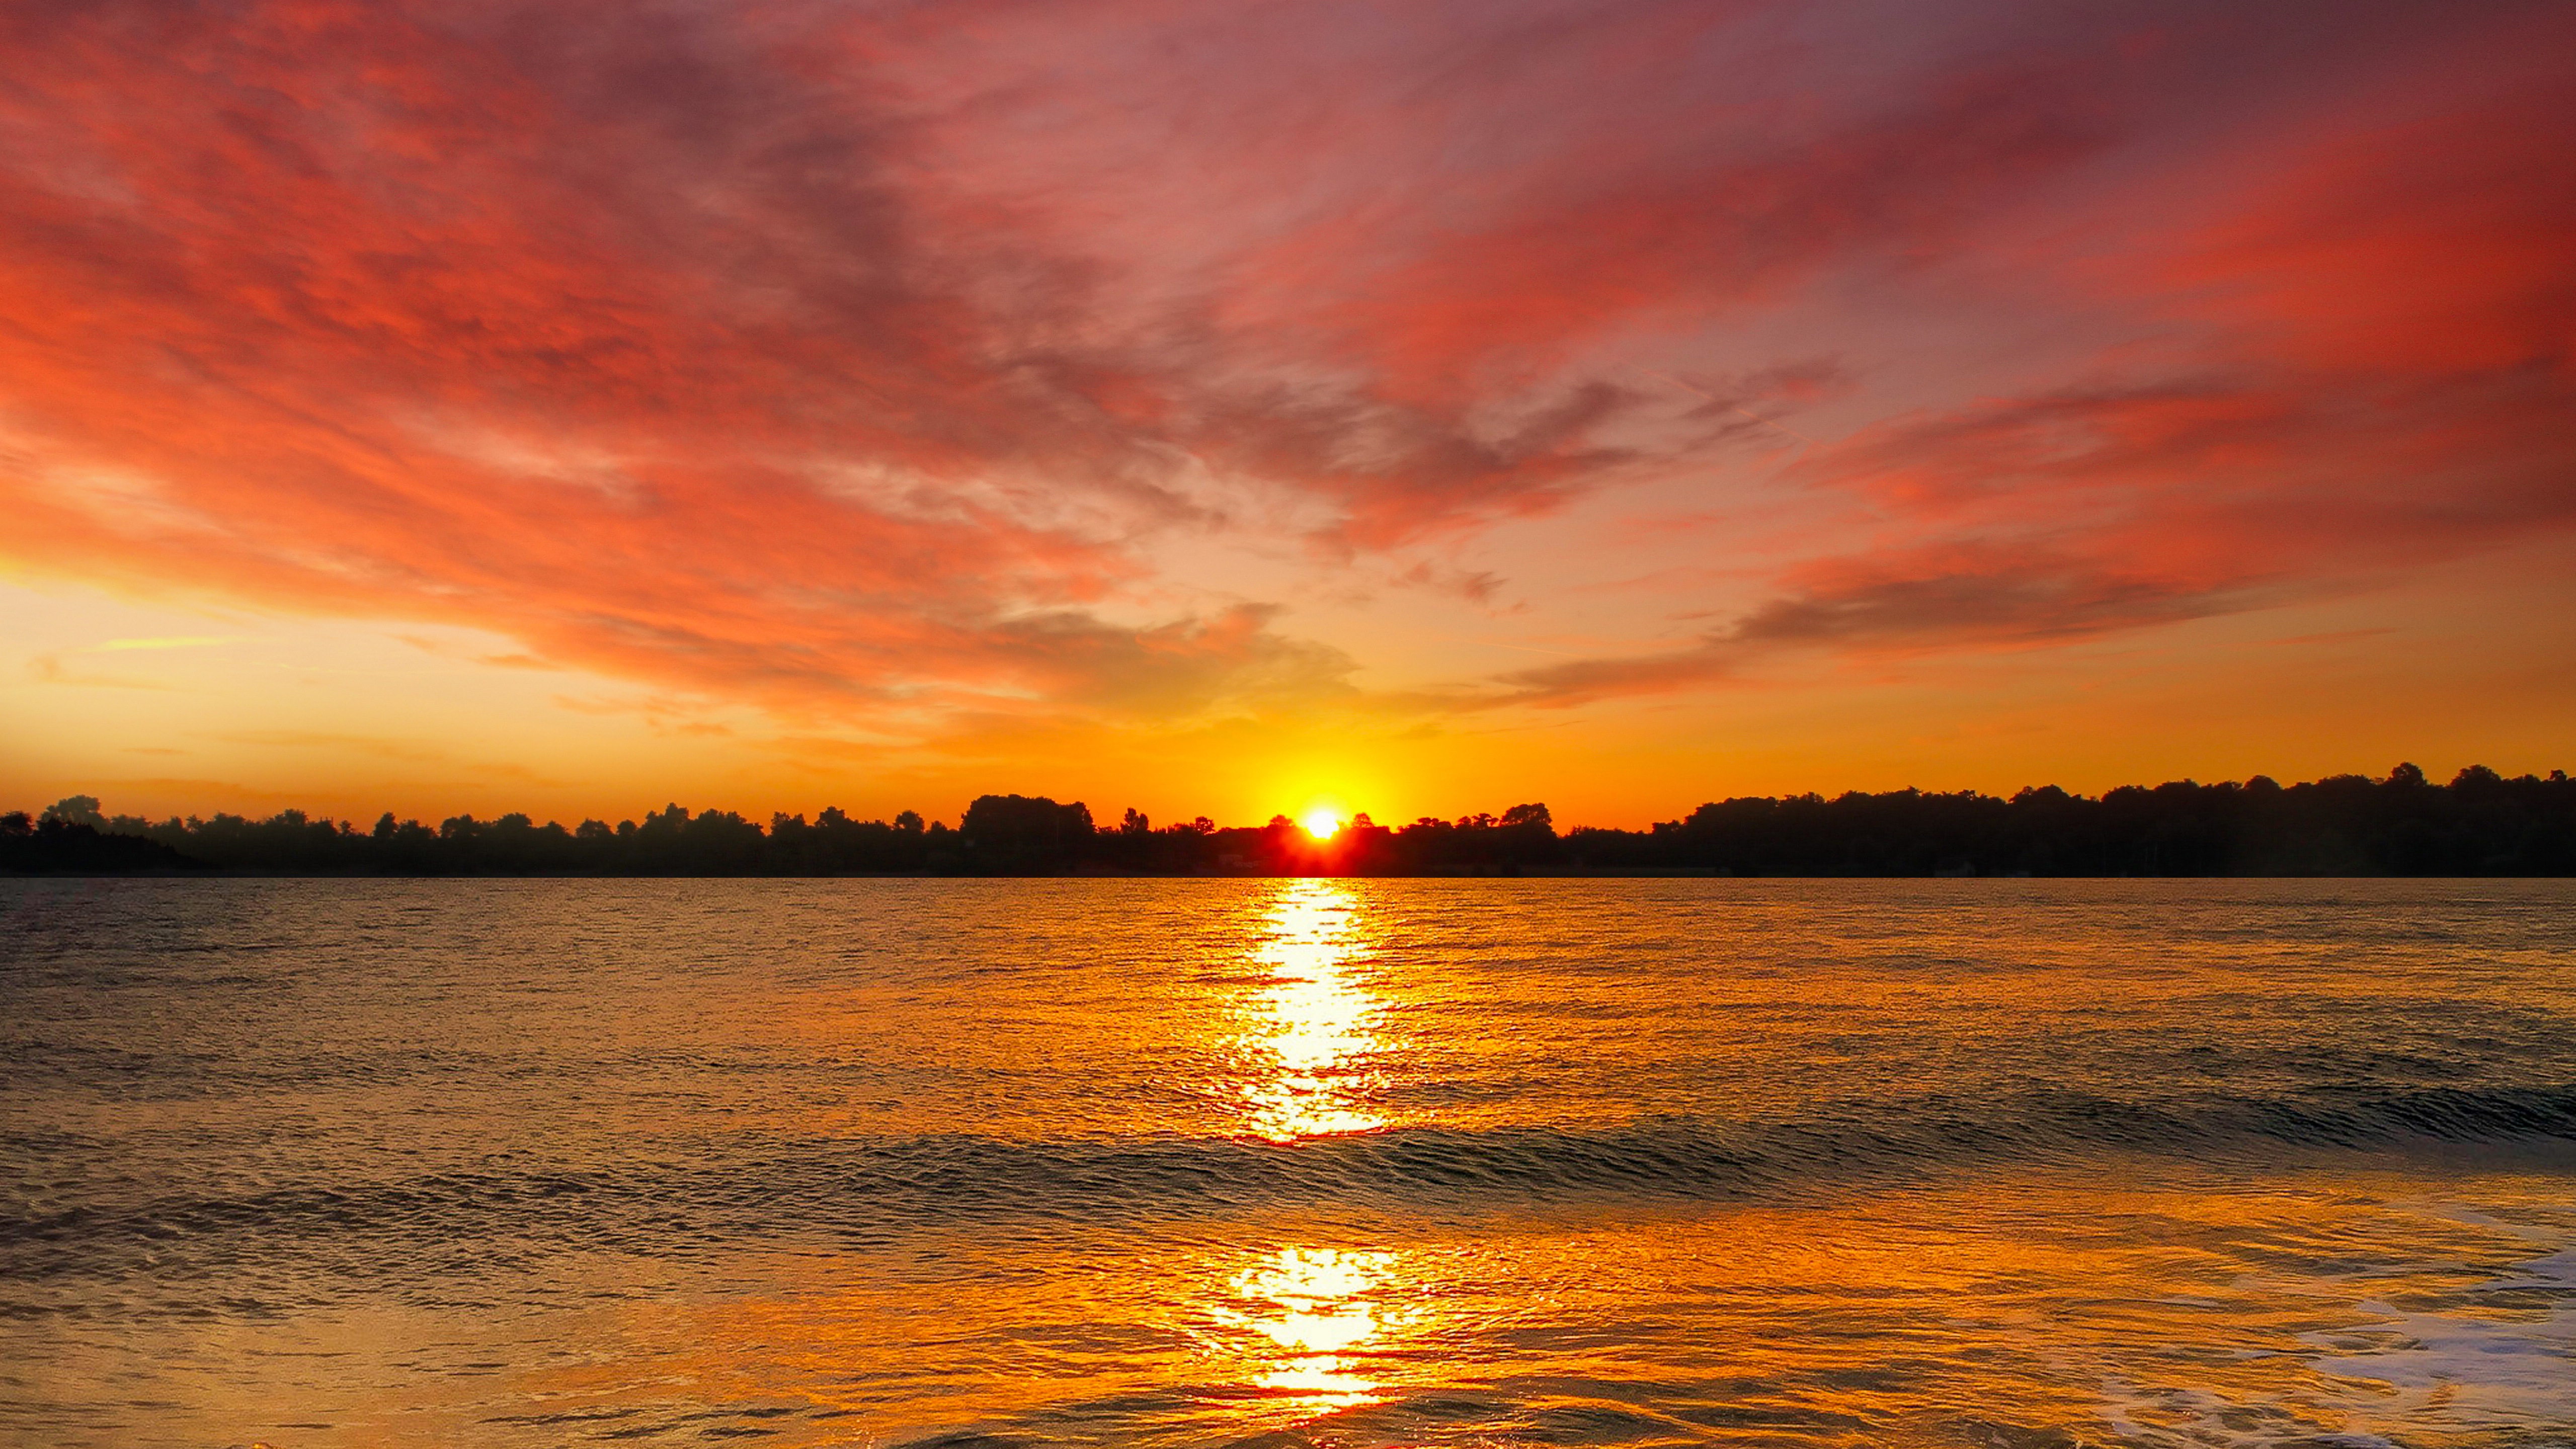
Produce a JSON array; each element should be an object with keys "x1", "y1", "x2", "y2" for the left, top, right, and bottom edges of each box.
[
  {"x1": 42, "y1": 795, "x2": 106, "y2": 830},
  {"x1": 12, "y1": 765, "x2": 2573, "y2": 876},
  {"x1": 961, "y1": 794, "x2": 1095, "y2": 872}
]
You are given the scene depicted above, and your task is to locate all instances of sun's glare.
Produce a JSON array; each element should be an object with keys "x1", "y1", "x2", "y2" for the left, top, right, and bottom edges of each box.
[
  {"x1": 1241, "y1": 880, "x2": 1385, "y2": 1141},
  {"x1": 1302, "y1": 809, "x2": 1341, "y2": 840}
]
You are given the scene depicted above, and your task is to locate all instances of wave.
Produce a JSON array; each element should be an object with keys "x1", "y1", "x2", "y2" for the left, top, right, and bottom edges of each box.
[{"x1": 7, "y1": 1085, "x2": 2573, "y2": 1277}]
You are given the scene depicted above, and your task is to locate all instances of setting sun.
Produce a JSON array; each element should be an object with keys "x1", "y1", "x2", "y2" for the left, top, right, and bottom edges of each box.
[{"x1": 1301, "y1": 809, "x2": 1342, "y2": 840}]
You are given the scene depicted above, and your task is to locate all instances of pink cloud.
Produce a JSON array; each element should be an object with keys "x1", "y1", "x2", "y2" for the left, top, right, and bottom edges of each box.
[
  {"x1": 0, "y1": 0, "x2": 2569, "y2": 731},
  {"x1": 1483, "y1": 9, "x2": 2576, "y2": 704}
]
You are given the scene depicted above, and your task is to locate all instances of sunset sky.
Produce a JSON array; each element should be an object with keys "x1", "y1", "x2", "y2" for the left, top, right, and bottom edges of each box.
[{"x1": 4, "y1": 0, "x2": 2572, "y2": 829}]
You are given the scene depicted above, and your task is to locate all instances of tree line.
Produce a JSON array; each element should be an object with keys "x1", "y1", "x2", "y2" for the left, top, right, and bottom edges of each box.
[{"x1": 5, "y1": 763, "x2": 2572, "y2": 876}]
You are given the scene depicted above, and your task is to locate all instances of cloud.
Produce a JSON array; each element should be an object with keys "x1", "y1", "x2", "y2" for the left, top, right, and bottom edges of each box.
[
  {"x1": 206, "y1": 731, "x2": 453, "y2": 763},
  {"x1": 982, "y1": 604, "x2": 1361, "y2": 717},
  {"x1": 1265, "y1": 65, "x2": 2104, "y2": 401},
  {"x1": 1490, "y1": 353, "x2": 2576, "y2": 706},
  {"x1": 96, "y1": 635, "x2": 244, "y2": 652},
  {"x1": 1473, "y1": 14, "x2": 2576, "y2": 710},
  {"x1": 4, "y1": 0, "x2": 1466, "y2": 731},
  {"x1": 1484, "y1": 543, "x2": 2247, "y2": 707},
  {"x1": 1773, "y1": 81, "x2": 2576, "y2": 615},
  {"x1": 28, "y1": 653, "x2": 177, "y2": 690},
  {"x1": 0, "y1": 0, "x2": 2569, "y2": 746},
  {"x1": 1395, "y1": 564, "x2": 1511, "y2": 608}
]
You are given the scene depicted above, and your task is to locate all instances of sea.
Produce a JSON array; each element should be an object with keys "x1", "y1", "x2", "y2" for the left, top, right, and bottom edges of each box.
[{"x1": 4, "y1": 878, "x2": 2573, "y2": 1449}]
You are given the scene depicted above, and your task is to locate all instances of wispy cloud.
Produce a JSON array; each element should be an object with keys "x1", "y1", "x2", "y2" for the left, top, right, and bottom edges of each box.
[
  {"x1": 29, "y1": 653, "x2": 177, "y2": 690},
  {"x1": 96, "y1": 635, "x2": 245, "y2": 652}
]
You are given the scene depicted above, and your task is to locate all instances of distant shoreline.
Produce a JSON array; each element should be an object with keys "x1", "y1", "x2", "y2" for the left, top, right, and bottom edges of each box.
[
  {"x1": 10, "y1": 861, "x2": 2565, "y2": 876},
  {"x1": 10, "y1": 764, "x2": 2572, "y2": 877}
]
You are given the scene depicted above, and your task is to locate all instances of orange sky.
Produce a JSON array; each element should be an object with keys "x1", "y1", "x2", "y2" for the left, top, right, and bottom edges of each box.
[{"x1": 4, "y1": 0, "x2": 2572, "y2": 829}]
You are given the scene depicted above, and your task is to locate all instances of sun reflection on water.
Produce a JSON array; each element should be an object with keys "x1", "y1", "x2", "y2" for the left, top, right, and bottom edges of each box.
[
  {"x1": 1241, "y1": 879, "x2": 1387, "y2": 1141},
  {"x1": 1203, "y1": 882, "x2": 1410, "y2": 1414},
  {"x1": 1221, "y1": 1246, "x2": 1398, "y2": 1407}
]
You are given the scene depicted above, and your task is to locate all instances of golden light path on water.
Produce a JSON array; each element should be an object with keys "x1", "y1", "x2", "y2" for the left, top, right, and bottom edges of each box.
[
  {"x1": 1219, "y1": 1246, "x2": 1402, "y2": 1406},
  {"x1": 1242, "y1": 879, "x2": 1386, "y2": 1142},
  {"x1": 1221, "y1": 880, "x2": 1402, "y2": 1410}
]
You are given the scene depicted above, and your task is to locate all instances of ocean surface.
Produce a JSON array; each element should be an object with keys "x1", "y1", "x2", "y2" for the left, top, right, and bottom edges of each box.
[{"x1": 4, "y1": 878, "x2": 2574, "y2": 1449}]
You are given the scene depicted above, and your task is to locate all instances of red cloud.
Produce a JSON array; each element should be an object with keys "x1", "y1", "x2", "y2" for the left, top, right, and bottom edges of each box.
[
  {"x1": 0, "y1": 0, "x2": 1279, "y2": 718},
  {"x1": 1488, "y1": 7, "x2": 2576, "y2": 705},
  {"x1": 1, "y1": 0, "x2": 2570, "y2": 726}
]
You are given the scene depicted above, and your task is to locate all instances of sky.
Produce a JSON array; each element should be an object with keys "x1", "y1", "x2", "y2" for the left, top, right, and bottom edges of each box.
[{"x1": 3, "y1": 0, "x2": 2572, "y2": 830}]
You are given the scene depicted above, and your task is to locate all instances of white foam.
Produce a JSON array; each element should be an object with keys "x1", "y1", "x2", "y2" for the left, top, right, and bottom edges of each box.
[{"x1": 2301, "y1": 1244, "x2": 2576, "y2": 1431}]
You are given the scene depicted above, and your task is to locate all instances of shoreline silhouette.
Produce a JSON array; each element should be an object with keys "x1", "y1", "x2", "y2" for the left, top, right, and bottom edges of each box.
[{"x1": 8, "y1": 764, "x2": 2572, "y2": 877}]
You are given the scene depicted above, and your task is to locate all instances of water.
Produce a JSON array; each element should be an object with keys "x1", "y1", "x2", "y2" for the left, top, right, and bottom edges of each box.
[{"x1": 4, "y1": 878, "x2": 2574, "y2": 1449}]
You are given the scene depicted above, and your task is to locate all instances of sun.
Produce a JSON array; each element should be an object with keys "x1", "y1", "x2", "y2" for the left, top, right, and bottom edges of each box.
[{"x1": 1301, "y1": 808, "x2": 1342, "y2": 840}]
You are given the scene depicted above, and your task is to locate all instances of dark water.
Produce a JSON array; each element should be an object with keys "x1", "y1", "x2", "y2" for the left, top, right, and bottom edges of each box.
[{"x1": 4, "y1": 878, "x2": 2573, "y2": 1448}]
